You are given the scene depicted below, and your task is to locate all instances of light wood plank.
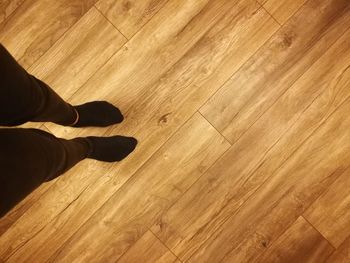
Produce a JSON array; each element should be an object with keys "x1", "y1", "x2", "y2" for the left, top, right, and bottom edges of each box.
[
  {"x1": 151, "y1": 7, "x2": 350, "y2": 261},
  {"x1": 0, "y1": 0, "x2": 348, "y2": 262},
  {"x1": 188, "y1": 40, "x2": 350, "y2": 263},
  {"x1": 190, "y1": 91, "x2": 350, "y2": 261},
  {"x1": 200, "y1": 0, "x2": 349, "y2": 144},
  {"x1": 258, "y1": 0, "x2": 307, "y2": 24},
  {"x1": 28, "y1": 7, "x2": 126, "y2": 102},
  {"x1": 117, "y1": 230, "x2": 179, "y2": 263},
  {"x1": 0, "y1": 0, "x2": 96, "y2": 69},
  {"x1": 0, "y1": 0, "x2": 25, "y2": 25},
  {"x1": 0, "y1": 6, "x2": 125, "y2": 255},
  {"x1": 20, "y1": 6, "x2": 127, "y2": 130},
  {"x1": 327, "y1": 236, "x2": 350, "y2": 263},
  {"x1": 0, "y1": 1, "x2": 278, "y2": 261},
  {"x1": 304, "y1": 168, "x2": 350, "y2": 247},
  {"x1": 14, "y1": 113, "x2": 229, "y2": 262},
  {"x1": 254, "y1": 216, "x2": 334, "y2": 263},
  {"x1": 95, "y1": 0, "x2": 168, "y2": 39}
]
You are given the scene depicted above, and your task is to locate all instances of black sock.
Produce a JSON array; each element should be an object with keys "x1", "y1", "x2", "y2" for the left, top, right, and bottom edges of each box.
[
  {"x1": 85, "y1": 136, "x2": 137, "y2": 162},
  {"x1": 72, "y1": 101, "x2": 124, "y2": 127}
]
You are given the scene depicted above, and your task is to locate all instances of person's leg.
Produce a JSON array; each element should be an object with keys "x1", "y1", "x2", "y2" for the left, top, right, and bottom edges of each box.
[
  {"x1": 0, "y1": 127, "x2": 138, "y2": 218},
  {"x1": 0, "y1": 44, "x2": 123, "y2": 127},
  {"x1": 0, "y1": 44, "x2": 138, "y2": 218},
  {"x1": 0, "y1": 44, "x2": 78, "y2": 126},
  {"x1": 0, "y1": 127, "x2": 91, "y2": 217}
]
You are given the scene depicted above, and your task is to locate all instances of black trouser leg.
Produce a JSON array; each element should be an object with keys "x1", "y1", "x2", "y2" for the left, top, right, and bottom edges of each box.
[
  {"x1": 0, "y1": 128, "x2": 91, "y2": 218},
  {"x1": 0, "y1": 43, "x2": 77, "y2": 126},
  {"x1": 0, "y1": 44, "x2": 92, "y2": 217}
]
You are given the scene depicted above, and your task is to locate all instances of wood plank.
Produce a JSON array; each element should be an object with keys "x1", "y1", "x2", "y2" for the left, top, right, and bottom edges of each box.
[
  {"x1": 0, "y1": 0, "x2": 25, "y2": 25},
  {"x1": 187, "y1": 41, "x2": 350, "y2": 263},
  {"x1": 0, "y1": 0, "x2": 278, "y2": 261},
  {"x1": 304, "y1": 167, "x2": 350, "y2": 247},
  {"x1": 254, "y1": 216, "x2": 334, "y2": 263},
  {"x1": 151, "y1": 6, "x2": 350, "y2": 261},
  {"x1": 190, "y1": 89, "x2": 350, "y2": 261},
  {"x1": 0, "y1": 0, "x2": 96, "y2": 69},
  {"x1": 20, "y1": 6, "x2": 127, "y2": 130},
  {"x1": 327, "y1": 236, "x2": 350, "y2": 263},
  {"x1": 95, "y1": 0, "x2": 168, "y2": 39},
  {"x1": 258, "y1": 0, "x2": 307, "y2": 24},
  {"x1": 0, "y1": 125, "x2": 52, "y2": 236},
  {"x1": 8, "y1": 113, "x2": 229, "y2": 262},
  {"x1": 117, "y1": 230, "x2": 179, "y2": 263},
  {"x1": 28, "y1": 7, "x2": 126, "y2": 103},
  {"x1": 200, "y1": 0, "x2": 349, "y2": 144},
  {"x1": 0, "y1": 5, "x2": 126, "y2": 238}
]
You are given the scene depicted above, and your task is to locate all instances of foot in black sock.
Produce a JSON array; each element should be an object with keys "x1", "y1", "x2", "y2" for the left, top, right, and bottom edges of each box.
[
  {"x1": 71, "y1": 101, "x2": 124, "y2": 127},
  {"x1": 85, "y1": 136, "x2": 137, "y2": 162}
]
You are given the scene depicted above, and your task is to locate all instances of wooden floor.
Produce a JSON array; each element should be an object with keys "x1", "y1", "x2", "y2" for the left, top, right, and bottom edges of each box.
[{"x1": 1, "y1": 0, "x2": 350, "y2": 262}]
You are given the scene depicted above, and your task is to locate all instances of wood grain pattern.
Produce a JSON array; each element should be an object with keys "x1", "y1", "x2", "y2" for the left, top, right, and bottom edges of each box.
[
  {"x1": 1, "y1": 0, "x2": 349, "y2": 261},
  {"x1": 190, "y1": 91, "x2": 350, "y2": 261},
  {"x1": 254, "y1": 216, "x2": 334, "y2": 263},
  {"x1": 20, "y1": 6, "x2": 126, "y2": 130},
  {"x1": 151, "y1": 3, "x2": 350, "y2": 261},
  {"x1": 327, "y1": 237, "x2": 350, "y2": 263},
  {"x1": 28, "y1": 7, "x2": 126, "y2": 101},
  {"x1": 0, "y1": 6, "x2": 126, "y2": 257},
  {"x1": 20, "y1": 113, "x2": 229, "y2": 262},
  {"x1": 0, "y1": 2, "x2": 127, "y2": 244},
  {"x1": 304, "y1": 167, "x2": 350, "y2": 248},
  {"x1": 258, "y1": 0, "x2": 307, "y2": 24},
  {"x1": 1, "y1": 0, "x2": 231, "y2": 259},
  {"x1": 95, "y1": 0, "x2": 169, "y2": 39},
  {"x1": 0, "y1": 0, "x2": 25, "y2": 25},
  {"x1": 0, "y1": 1, "x2": 278, "y2": 261},
  {"x1": 0, "y1": 0, "x2": 96, "y2": 69},
  {"x1": 117, "y1": 230, "x2": 179, "y2": 263},
  {"x1": 188, "y1": 32, "x2": 350, "y2": 262},
  {"x1": 200, "y1": 0, "x2": 349, "y2": 144},
  {"x1": 0, "y1": 0, "x2": 237, "y2": 259}
]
